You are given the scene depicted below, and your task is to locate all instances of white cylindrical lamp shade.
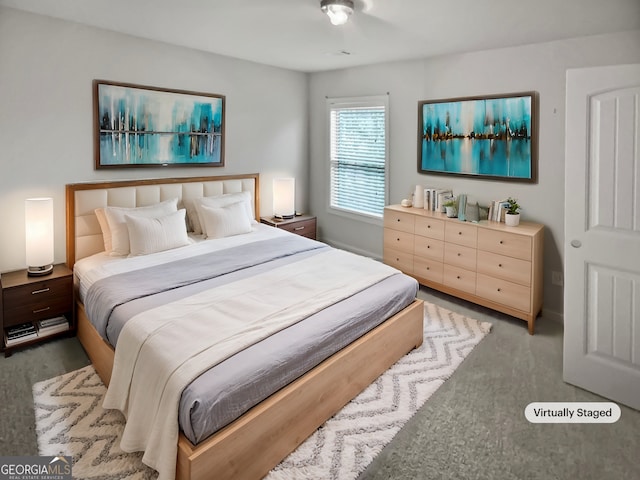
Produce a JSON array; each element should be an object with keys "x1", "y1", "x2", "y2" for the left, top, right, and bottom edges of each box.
[
  {"x1": 25, "y1": 197, "x2": 54, "y2": 276},
  {"x1": 273, "y1": 178, "x2": 295, "y2": 219}
]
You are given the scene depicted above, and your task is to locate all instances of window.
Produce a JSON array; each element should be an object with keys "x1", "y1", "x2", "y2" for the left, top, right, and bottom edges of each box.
[{"x1": 327, "y1": 95, "x2": 388, "y2": 221}]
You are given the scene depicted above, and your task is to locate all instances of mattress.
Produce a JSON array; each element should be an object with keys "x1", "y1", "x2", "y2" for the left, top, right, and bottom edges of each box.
[{"x1": 75, "y1": 225, "x2": 419, "y2": 445}]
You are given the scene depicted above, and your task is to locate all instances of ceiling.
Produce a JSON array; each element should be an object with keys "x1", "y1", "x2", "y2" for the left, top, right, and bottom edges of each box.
[{"x1": 2, "y1": 0, "x2": 639, "y2": 72}]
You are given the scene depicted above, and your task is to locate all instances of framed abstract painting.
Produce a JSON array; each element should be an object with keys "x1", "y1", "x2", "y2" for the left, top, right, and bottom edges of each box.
[
  {"x1": 93, "y1": 80, "x2": 225, "y2": 169},
  {"x1": 417, "y1": 92, "x2": 537, "y2": 182}
]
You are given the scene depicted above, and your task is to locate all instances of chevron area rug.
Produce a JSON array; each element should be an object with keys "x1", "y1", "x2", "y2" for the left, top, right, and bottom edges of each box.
[{"x1": 33, "y1": 302, "x2": 491, "y2": 480}]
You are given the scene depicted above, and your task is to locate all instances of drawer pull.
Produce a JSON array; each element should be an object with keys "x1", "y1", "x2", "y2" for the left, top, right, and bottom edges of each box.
[
  {"x1": 458, "y1": 232, "x2": 462, "y2": 235},
  {"x1": 294, "y1": 226, "x2": 305, "y2": 231},
  {"x1": 33, "y1": 306, "x2": 50, "y2": 314},
  {"x1": 427, "y1": 225, "x2": 431, "y2": 229},
  {"x1": 457, "y1": 253, "x2": 461, "y2": 256},
  {"x1": 456, "y1": 275, "x2": 460, "y2": 279},
  {"x1": 499, "y1": 240, "x2": 504, "y2": 244},
  {"x1": 426, "y1": 267, "x2": 430, "y2": 270},
  {"x1": 427, "y1": 245, "x2": 430, "y2": 249},
  {"x1": 396, "y1": 258, "x2": 400, "y2": 261},
  {"x1": 397, "y1": 218, "x2": 401, "y2": 222},
  {"x1": 498, "y1": 263, "x2": 503, "y2": 267},
  {"x1": 32, "y1": 288, "x2": 50, "y2": 295},
  {"x1": 497, "y1": 288, "x2": 501, "y2": 292},
  {"x1": 396, "y1": 238, "x2": 400, "y2": 241}
]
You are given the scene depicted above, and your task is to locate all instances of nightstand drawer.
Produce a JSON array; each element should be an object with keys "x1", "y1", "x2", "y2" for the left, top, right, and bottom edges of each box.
[
  {"x1": 4, "y1": 298, "x2": 72, "y2": 327},
  {"x1": 278, "y1": 218, "x2": 316, "y2": 238},
  {"x1": 3, "y1": 276, "x2": 72, "y2": 310}
]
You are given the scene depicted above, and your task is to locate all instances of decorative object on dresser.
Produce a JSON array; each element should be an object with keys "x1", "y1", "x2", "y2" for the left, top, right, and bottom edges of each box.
[
  {"x1": 504, "y1": 197, "x2": 522, "y2": 226},
  {"x1": 260, "y1": 214, "x2": 317, "y2": 240},
  {"x1": 94, "y1": 80, "x2": 225, "y2": 169},
  {"x1": 383, "y1": 205, "x2": 544, "y2": 334},
  {"x1": 25, "y1": 197, "x2": 55, "y2": 276},
  {"x1": 418, "y1": 91, "x2": 537, "y2": 182},
  {"x1": 1, "y1": 264, "x2": 74, "y2": 356}
]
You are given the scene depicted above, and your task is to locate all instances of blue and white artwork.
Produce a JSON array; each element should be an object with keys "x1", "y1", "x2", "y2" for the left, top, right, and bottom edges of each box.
[
  {"x1": 95, "y1": 82, "x2": 224, "y2": 168},
  {"x1": 419, "y1": 93, "x2": 535, "y2": 181}
]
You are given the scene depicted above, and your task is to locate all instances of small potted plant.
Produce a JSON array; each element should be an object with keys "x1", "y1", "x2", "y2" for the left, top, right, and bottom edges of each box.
[
  {"x1": 504, "y1": 197, "x2": 521, "y2": 226},
  {"x1": 443, "y1": 198, "x2": 457, "y2": 218}
]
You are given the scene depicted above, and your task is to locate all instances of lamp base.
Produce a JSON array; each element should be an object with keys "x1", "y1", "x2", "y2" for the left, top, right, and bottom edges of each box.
[
  {"x1": 27, "y1": 264, "x2": 54, "y2": 277},
  {"x1": 274, "y1": 214, "x2": 295, "y2": 220}
]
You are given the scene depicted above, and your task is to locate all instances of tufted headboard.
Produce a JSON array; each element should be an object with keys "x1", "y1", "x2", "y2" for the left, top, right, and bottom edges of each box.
[{"x1": 65, "y1": 173, "x2": 260, "y2": 268}]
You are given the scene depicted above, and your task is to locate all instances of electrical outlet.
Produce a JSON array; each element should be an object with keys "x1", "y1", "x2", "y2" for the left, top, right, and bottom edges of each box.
[{"x1": 552, "y1": 271, "x2": 564, "y2": 287}]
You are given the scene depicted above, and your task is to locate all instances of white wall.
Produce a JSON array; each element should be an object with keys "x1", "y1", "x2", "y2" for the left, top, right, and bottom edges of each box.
[
  {"x1": 0, "y1": 7, "x2": 308, "y2": 272},
  {"x1": 308, "y1": 30, "x2": 640, "y2": 318}
]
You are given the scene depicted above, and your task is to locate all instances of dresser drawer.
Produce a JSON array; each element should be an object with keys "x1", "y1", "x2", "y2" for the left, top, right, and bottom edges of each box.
[
  {"x1": 414, "y1": 236, "x2": 444, "y2": 261},
  {"x1": 477, "y1": 251, "x2": 532, "y2": 286},
  {"x1": 383, "y1": 248, "x2": 413, "y2": 274},
  {"x1": 384, "y1": 229, "x2": 414, "y2": 253},
  {"x1": 444, "y1": 243, "x2": 477, "y2": 271},
  {"x1": 477, "y1": 229, "x2": 532, "y2": 261},
  {"x1": 445, "y1": 222, "x2": 478, "y2": 248},
  {"x1": 476, "y1": 273, "x2": 531, "y2": 312},
  {"x1": 443, "y1": 265, "x2": 476, "y2": 294},
  {"x1": 383, "y1": 210, "x2": 415, "y2": 234},
  {"x1": 413, "y1": 257, "x2": 443, "y2": 284},
  {"x1": 415, "y1": 216, "x2": 445, "y2": 240}
]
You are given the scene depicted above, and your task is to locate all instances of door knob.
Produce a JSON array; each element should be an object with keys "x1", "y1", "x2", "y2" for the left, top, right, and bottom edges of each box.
[{"x1": 570, "y1": 240, "x2": 582, "y2": 248}]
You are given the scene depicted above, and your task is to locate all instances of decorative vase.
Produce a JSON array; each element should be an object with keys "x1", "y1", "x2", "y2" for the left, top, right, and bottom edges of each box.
[
  {"x1": 445, "y1": 206, "x2": 457, "y2": 218},
  {"x1": 505, "y1": 213, "x2": 520, "y2": 226},
  {"x1": 413, "y1": 185, "x2": 424, "y2": 208}
]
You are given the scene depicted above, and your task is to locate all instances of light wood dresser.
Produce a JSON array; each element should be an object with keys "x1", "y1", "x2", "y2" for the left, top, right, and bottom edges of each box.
[{"x1": 383, "y1": 205, "x2": 544, "y2": 334}]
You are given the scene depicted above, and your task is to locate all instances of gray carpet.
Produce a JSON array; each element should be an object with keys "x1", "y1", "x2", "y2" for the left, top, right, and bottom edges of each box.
[{"x1": 2, "y1": 286, "x2": 639, "y2": 480}]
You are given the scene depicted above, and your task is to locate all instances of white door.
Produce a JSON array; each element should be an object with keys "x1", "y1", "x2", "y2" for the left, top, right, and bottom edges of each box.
[{"x1": 564, "y1": 63, "x2": 640, "y2": 410}]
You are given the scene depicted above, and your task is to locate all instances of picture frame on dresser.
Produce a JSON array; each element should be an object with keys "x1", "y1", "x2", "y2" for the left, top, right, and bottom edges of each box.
[
  {"x1": 94, "y1": 80, "x2": 225, "y2": 169},
  {"x1": 417, "y1": 91, "x2": 538, "y2": 182}
]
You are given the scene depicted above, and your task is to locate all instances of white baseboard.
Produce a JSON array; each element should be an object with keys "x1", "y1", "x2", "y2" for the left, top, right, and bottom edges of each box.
[
  {"x1": 320, "y1": 237, "x2": 381, "y2": 261},
  {"x1": 542, "y1": 308, "x2": 563, "y2": 324}
]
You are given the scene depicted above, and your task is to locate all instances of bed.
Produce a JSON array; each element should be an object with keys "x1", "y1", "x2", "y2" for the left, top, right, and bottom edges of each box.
[{"x1": 65, "y1": 173, "x2": 424, "y2": 480}]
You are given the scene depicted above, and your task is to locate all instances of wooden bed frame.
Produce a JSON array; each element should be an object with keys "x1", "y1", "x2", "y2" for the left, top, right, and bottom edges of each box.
[{"x1": 65, "y1": 174, "x2": 424, "y2": 480}]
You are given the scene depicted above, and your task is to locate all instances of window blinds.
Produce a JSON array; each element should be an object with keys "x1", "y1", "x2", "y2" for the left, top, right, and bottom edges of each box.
[{"x1": 329, "y1": 102, "x2": 387, "y2": 218}]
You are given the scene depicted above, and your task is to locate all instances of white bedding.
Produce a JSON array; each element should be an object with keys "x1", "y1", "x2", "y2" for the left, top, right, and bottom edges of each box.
[
  {"x1": 101, "y1": 247, "x2": 400, "y2": 480},
  {"x1": 74, "y1": 223, "x2": 290, "y2": 302}
]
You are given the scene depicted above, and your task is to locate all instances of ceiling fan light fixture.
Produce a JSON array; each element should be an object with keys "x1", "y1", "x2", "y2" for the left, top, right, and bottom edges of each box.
[{"x1": 321, "y1": 0, "x2": 354, "y2": 26}]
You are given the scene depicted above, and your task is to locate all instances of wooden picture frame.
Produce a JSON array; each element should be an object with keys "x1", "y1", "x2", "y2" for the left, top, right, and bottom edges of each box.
[
  {"x1": 93, "y1": 80, "x2": 225, "y2": 169},
  {"x1": 418, "y1": 91, "x2": 537, "y2": 182}
]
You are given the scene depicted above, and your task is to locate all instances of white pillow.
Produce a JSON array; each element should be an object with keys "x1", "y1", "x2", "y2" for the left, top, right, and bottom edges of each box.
[
  {"x1": 104, "y1": 198, "x2": 179, "y2": 256},
  {"x1": 200, "y1": 202, "x2": 253, "y2": 239},
  {"x1": 193, "y1": 191, "x2": 256, "y2": 237},
  {"x1": 94, "y1": 208, "x2": 112, "y2": 253},
  {"x1": 125, "y1": 209, "x2": 190, "y2": 256}
]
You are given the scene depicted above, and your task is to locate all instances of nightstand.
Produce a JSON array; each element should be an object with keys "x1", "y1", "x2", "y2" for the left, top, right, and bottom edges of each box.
[
  {"x1": 260, "y1": 215, "x2": 317, "y2": 240},
  {"x1": 1, "y1": 264, "x2": 74, "y2": 356}
]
